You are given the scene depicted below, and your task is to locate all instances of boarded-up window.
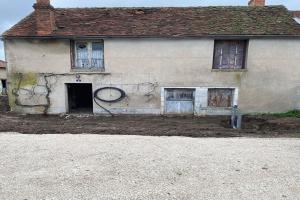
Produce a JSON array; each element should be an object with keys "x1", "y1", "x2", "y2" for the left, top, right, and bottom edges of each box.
[
  {"x1": 165, "y1": 89, "x2": 195, "y2": 114},
  {"x1": 208, "y1": 88, "x2": 234, "y2": 107},
  {"x1": 73, "y1": 41, "x2": 104, "y2": 70},
  {"x1": 213, "y1": 40, "x2": 247, "y2": 69}
]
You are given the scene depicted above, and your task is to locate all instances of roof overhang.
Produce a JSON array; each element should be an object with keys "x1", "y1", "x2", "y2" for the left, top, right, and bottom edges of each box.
[{"x1": 2, "y1": 34, "x2": 300, "y2": 40}]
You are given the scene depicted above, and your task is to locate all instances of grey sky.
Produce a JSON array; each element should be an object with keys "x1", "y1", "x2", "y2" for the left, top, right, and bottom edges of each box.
[{"x1": 0, "y1": 0, "x2": 300, "y2": 60}]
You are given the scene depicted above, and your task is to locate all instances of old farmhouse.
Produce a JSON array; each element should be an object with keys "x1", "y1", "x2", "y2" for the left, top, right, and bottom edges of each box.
[{"x1": 1, "y1": 0, "x2": 300, "y2": 115}]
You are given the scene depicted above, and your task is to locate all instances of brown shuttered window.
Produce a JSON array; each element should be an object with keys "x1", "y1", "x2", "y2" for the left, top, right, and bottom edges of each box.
[
  {"x1": 208, "y1": 88, "x2": 234, "y2": 108},
  {"x1": 213, "y1": 40, "x2": 247, "y2": 69},
  {"x1": 70, "y1": 40, "x2": 75, "y2": 68}
]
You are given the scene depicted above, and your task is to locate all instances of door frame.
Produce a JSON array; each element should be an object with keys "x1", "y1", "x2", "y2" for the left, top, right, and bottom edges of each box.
[{"x1": 65, "y1": 83, "x2": 94, "y2": 114}]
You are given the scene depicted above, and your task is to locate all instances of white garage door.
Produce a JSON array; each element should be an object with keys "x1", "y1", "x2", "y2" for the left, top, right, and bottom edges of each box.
[{"x1": 165, "y1": 89, "x2": 195, "y2": 114}]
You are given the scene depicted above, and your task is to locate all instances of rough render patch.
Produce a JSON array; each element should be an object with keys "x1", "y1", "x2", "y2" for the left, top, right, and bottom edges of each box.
[
  {"x1": 8, "y1": 72, "x2": 242, "y2": 116},
  {"x1": 195, "y1": 89, "x2": 208, "y2": 115},
  {"x1": 9, "y1": 73, "x2": 49, "y2": 113},
  {"x1": 8, "y1": 72, "x2": 161, "y2": 115},
  {"x1": 17, "y1": 72, "x2": 37, "y2": 87}
]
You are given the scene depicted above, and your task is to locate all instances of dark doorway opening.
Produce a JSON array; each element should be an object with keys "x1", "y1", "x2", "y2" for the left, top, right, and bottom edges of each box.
[
  {"x1": 1, "y1": 79, "x2": 7, "y2": 95},
  {"x1": 67, "y1": 83, "x2": 93, "y2": 113}
]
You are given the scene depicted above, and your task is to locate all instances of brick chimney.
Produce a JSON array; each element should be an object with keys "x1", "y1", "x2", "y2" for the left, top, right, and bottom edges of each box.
[
  {"x1": 248, "y1": 0, "x2": 266, "y2": 6},
  {"x1": 33, "y1": 0, "x2": 56, "y2": 35}
]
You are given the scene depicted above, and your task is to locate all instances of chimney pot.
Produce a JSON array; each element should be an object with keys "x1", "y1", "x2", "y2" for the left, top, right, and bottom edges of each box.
[{"x1": 248, "y1": 0, "x2": 266, "y2": 6}]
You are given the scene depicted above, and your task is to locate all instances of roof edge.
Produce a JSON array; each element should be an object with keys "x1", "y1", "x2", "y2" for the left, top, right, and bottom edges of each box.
[
  {"x1": 3, "y1": 34, "x2": 300, "y2": 40},
  {"x1": 53, "y1": 5, "x2": 286, "y2": 9},
  {"x1": 2, "y1": 12, "x2": 35, "y2": 37},
  {"x1": 2, "y1": 5, "x2": 298, "y2": 39}
]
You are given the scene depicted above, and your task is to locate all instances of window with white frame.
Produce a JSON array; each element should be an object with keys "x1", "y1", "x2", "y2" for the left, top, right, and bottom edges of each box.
[
  {"x1": 73, "y1": 41, "x2": 104, "y2": 70},
  {"x1": 213, "y1": 40, "x2": 247, "y2": 69}
]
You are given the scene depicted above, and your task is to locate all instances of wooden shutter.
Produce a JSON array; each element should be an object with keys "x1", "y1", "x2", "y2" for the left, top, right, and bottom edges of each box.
[
  {"x1": 221, "y1": 42, "x2": 230, "y2": 68},
  {"x1": 213, "y1": 40, "x2": 246, "y2": 69},
  {"x1": 70, "y1": 40, "x2": 75, "y2": 68},
  {"x1": 213, "y1": 42, "x2": 224, "y2": 69},
  {"x1": 235, "y1": 41, "x2": 245, "y2": 69},
  {"x1": 229, "y1": 42, "x2": 237, "y2": 68}
]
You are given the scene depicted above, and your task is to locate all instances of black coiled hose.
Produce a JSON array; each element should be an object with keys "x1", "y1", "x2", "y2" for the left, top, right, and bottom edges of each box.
[{"x1": 93, "y1": 87, "x2": 126, "y2": 116}]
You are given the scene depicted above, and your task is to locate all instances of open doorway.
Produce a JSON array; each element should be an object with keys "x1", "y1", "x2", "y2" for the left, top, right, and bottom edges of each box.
[
  {"x1": 1, "y1": 80, "x2": 7, "y2": 95},
  {"x1": 67, "y1": 83, "x2": 93, "y2": 113}
]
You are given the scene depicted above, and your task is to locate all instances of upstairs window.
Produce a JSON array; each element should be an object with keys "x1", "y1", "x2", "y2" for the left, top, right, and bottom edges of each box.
[
  {"x1": 213, "y1": 40, "x2": 247, "y2": 69},
  {"x1": 72, "y1": 41, "x2": 104, "y2": 70}
]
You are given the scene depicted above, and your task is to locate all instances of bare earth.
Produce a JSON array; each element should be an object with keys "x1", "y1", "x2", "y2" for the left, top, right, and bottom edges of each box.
[
  {"x1": 0, "y1": 134, "x2": 299, "y2": 200},
  {"x1": 0, "y1": 112, "x2": 299, "y2": 137}
]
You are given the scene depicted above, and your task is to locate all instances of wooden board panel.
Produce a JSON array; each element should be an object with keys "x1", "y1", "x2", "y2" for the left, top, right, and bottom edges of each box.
[{"x1": 208, "y1": 88, "x2": 234, "y2": 108}]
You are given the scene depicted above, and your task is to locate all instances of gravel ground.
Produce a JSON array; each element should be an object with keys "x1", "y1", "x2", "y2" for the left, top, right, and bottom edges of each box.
[{"x1": 0, "y1": 133, "x2": 300, "y2": 200}]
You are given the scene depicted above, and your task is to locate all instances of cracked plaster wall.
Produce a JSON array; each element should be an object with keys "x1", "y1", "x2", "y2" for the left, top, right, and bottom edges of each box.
[{"x1": 4, "y1": 38, "x2": 300, "y2": 114}]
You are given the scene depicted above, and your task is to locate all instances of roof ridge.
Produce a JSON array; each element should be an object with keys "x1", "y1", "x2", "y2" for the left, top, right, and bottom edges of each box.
[{"x1": 55, "y1": 5, "x2": 286, "y2": 10}]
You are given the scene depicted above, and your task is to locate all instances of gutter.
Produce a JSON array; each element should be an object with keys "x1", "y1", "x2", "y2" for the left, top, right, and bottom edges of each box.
[{"x1": 2, "y1": 34, "x2": 300, "y2": 40}]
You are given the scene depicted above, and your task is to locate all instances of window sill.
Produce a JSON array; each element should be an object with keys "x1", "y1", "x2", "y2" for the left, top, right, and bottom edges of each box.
[
  {"x1": 206, "y1": 107, "x2": 232, "y2": 109},
  {"x1": 71, "y1": 68, "x2": 110, "y2": 74},
  {"x1": 211, "y1": 69, "x2": 248, "y2": 72}
]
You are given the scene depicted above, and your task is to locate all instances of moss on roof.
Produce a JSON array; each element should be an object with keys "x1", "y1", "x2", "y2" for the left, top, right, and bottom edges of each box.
[{"x1": 3, "y1": 6, "x2": 300, "y2": 38}]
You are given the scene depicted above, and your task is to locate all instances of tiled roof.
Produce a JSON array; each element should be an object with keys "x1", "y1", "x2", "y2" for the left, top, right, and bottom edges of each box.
[
  {"x1": 293, "y1": 11, "x2": 300, "y2": 17},
  {"x1": 3, "y1": 6, "x2": 300, "y2": 38},
  {"x1": 0, "y1": 60, "x2": 6, "y2": 69}
]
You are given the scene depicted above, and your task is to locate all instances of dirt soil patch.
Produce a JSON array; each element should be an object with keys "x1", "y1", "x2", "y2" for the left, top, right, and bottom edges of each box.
[
  {"x1": 0, "y1": 96, "x2": 9, "y2": 112},
  {"x1": 0, "y1": 111, "x2": 299, "y2": 137}
]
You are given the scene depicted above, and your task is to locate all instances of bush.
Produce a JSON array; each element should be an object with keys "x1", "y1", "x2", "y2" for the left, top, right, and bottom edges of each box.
[{"x1": 273, "y1": 110, "x2": 300, "y2": 118}]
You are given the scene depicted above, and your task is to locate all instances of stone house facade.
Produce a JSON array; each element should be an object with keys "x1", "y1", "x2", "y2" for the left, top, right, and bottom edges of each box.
[{"x1": 2, "y1": 0, "x2": 300, "y2": 115}]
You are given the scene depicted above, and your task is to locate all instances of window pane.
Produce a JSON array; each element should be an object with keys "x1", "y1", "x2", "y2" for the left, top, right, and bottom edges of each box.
[
  {"x1": 76, "y1": 42, "x2": 89, "y2": 68},
  {"x1": 235, "y1": 42, "x2": 245, "y2": 68},
  {"x1": 229, "y1": 43, "x2": 237, "y2": 67},
  {"x1": 166, "y1": 89, "x2": 194, "y2": 101},
  {"x1": 92, "y1": 42, "x2": 104, "y2": 68},
  {"x1": 213, "y1": 42, "x2": 223, "y2": 69},
  {"x1": 208, "y1": 88, "x2": 234, "y2": 107},
  {"x1": 213, "y1": 40, "x2": 246, "y2": 69},
  {"x1": 221, "y1": 44, "x2": 230, "y2": 68}
]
